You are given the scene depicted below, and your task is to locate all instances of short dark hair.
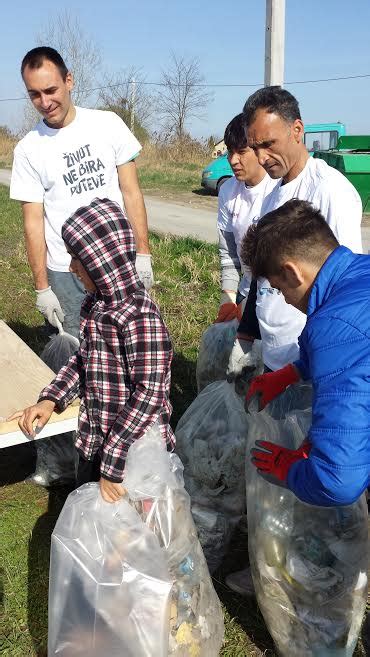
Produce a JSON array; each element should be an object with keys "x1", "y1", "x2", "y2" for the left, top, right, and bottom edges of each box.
[
  {"x1": 240, "y1": 199, "x2": 339, "y2": 279},
  {"x1": 243, "y1": 86, "x2": 301, "y2": 126},
  {"x1": 21, "y1": 47, "x2": 68, "y2": 80},
  {"x1": 224, "y1": 113, "x2": 248, "y2": 152}
]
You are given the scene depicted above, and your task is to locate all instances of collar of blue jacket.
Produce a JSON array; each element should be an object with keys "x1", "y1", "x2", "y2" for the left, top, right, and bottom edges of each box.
[{"x1": 307, "y1": 246, "x2": 356, "y2": 317}]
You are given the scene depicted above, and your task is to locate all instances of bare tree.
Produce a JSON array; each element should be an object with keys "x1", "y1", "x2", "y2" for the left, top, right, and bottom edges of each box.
[
  {"x1": 156, "y1": 53, "x2": 212, "y2": 140},
  {"x1": 98, "y1": 67, "x2": 154, "y2": 137}
]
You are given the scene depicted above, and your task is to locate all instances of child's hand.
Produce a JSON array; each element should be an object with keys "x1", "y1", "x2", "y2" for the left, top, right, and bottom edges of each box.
[
  {"x1": 99, "y1": 478, "x2": 126, "y2": 503},
  {"x1": 7, "y1": 400, "x2": 55, "y2": 437}
]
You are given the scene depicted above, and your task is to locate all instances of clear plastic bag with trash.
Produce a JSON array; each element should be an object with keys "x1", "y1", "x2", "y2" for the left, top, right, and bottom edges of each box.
[
  {"x1": 48, "y1": 424, "x2": 224, "y2": 657},
  {"x1": 176, "y1": 380, "x2": 252, "y2": 572},
  {"x1": 31, "y1": 315, "x2": 79, "y2": 487},
  {"x1": 196, "y1": 320, "x2": 238, "y2": 392},
  {"x1": 246, "y1": 384, "x2": 368, "y2": 657}
]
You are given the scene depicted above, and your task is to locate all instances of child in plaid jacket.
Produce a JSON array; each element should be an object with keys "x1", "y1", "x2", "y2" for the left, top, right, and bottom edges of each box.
[{"x1": 13, "y1": 198, "x2": 174, "y2": 502}]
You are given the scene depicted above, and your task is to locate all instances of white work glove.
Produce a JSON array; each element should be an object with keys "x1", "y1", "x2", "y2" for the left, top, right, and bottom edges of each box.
[
  {"x1": 135, "y1": 253, "x2": 154, "y2": 291},
  {"x1": 35, "y1": 287, "x2": 64, "y2": 327}
]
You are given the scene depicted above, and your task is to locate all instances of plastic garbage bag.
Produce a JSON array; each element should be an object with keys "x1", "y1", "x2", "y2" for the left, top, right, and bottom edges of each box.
[
  {"x1": 176, "y1": 380, "x2": 249, "y2": 571},
  {"x1": 196, "y1": 320, "x2": 238, "y2": 392},
  {"x1": 246, "y1": 385, "x2": 368, "y2": 657},
  {"x1": 49, "y1": 425, "x2": 224, "y2": 657},
  {"x1": 30, "y1": 316, "x2": 79, "y2": 487},
  {"x1": 41, "y1": 315, "x2": 79, "y2": 373}
]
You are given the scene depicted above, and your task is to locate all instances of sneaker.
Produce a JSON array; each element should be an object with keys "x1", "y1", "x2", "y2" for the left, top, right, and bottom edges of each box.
[{"x1": 225, "y1": 566, "x2": 256, "y2": 596}]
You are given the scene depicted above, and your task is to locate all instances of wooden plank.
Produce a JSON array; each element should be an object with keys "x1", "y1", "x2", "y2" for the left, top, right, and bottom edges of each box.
[
  {"x1": 0, "y1": 321, "x2": 80, "y2": 446},
  {"x1": 0, "y1": 416, "x2": 78, "y2": 449},
  {"x1": 0, "y1": 402, "x2": 79, "y2": 436},
  {"x1": 0, "y1": 320, "x2": 57, "y2": 418}
]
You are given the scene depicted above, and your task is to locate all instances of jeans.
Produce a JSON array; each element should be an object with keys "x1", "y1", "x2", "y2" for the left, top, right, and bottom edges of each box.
[{"x1": 47, "y1": 269, "x2": 86, "y2": 339}]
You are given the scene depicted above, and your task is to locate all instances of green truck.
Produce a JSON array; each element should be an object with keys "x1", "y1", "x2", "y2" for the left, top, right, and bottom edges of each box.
[
  {"x1": 201, "y1": 122, "x2": 346, "y2": 194},
  {"x1": 314, "y1": 136, "x2": 370, "y2": 212}
]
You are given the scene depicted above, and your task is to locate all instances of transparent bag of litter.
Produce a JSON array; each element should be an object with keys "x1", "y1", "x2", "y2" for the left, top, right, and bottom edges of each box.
[
  {"x1": 246, "y1": 385, "x2": 368, "y2": 657},
  {"x1": 31, "y1": 317, "x2": 79, "y2": 486},
  {"x1": 196, "y1": 320, "x2": 238, "y2": 392},
  {"x1": 176, "y1": 380, "x2": 249, "y2": 571},
  {"x1": 49, "y1": 425, "x2": 224, "y2": 657}
]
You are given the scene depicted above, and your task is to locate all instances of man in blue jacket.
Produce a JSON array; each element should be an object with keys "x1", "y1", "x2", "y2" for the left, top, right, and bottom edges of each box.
[{"x1": 241, "y1": 198, "x2": 370, "y2": 506}]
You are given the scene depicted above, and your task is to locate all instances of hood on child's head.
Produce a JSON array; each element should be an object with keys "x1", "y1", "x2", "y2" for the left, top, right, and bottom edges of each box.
[{"x1": 61, "y1": 197, "x2": 142, "y2": 305}]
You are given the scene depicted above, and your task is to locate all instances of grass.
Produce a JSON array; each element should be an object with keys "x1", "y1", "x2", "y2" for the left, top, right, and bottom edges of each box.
[
  {"x1": 0, "y1": 184, "x2": 368, "y2": 657},
  {"x1": 0, "y1": 130, "x2": 16, "y2": 168},
  {"x1": 136, "y1": 139, "x2": 209, "y2": 192}
]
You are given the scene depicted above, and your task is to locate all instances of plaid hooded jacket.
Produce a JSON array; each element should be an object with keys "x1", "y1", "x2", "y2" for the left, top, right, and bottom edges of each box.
[{"x1": 39, "y1": 198, "x2": 175, "y2": 482}]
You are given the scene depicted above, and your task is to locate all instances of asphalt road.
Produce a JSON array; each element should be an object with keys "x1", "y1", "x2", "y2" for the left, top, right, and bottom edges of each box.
[{"x1": 1, "y1": 168, "x2": 369, "y2": 251}]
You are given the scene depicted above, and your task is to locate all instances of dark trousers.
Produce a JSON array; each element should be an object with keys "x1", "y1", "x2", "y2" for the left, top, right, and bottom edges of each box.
[{"x1": 76, "y1": 452, "x2": 101, "y2": 487}]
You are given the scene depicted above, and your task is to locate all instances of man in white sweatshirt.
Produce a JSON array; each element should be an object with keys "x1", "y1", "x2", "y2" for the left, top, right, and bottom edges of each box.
[
  {"x1": 215, "y1": 113, "x2": 278, "y2": 323},
  {"x1": 227, "y1": 85, "x2": 362, "y2": 596}
]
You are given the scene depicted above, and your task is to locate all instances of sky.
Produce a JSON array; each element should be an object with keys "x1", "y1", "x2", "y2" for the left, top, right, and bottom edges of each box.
[{"x1": 1, "y1": 0, "x2": 370, "y2": 140}]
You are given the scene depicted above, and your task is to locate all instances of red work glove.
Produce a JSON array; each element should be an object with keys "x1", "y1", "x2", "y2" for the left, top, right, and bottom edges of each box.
[
  {"x1": 246, "y1": 363, "x2": 300, "y2": 410},
  {"x1": 250, "y1": 439, "x2": 311, "y2": 485},
  {"x1": 215, "y1": 302, "x2": 242, "y2": 323}
]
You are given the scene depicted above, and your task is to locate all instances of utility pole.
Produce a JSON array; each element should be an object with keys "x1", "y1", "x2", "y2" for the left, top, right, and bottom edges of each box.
[
  {"x1": 130, "y1": 77, "x2": 136, "y2": 134},
  {"x1": 264, "y1": 0, "x2": 285, "y2": 87}
]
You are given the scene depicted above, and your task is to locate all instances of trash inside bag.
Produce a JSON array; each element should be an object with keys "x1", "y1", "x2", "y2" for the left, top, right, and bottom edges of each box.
[
  {"x1": 246, "y1": 384, "x2": 368, "y2": 657},
  {"x1": 49, "y1": 425, "x2": 224, "y2": 657},
  {"x1": 40, "y1": 315, "x2": 79, "y2": 374},
  {"x1": 29, "y1": 316, "x2": 79, "y2": 487},
  {"x1": 176, "y1": 380, "x2": 249, "y2": 571},
  {"x1": 196, "y1": 320, "x2": 238, "y2": 392}
]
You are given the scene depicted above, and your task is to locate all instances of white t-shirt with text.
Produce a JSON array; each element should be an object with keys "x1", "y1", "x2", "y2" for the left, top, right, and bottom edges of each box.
[
  {"x1": 256, "y1": 156, "x2": 363, "y2": 370},
  {"x1": 10, "y1": 107, "x2": 141, "y2": 271}
]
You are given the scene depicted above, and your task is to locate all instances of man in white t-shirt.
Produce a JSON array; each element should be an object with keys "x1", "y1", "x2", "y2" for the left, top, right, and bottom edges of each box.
[
  {"x1": 215, "y1": 113, "x2": 278, "y2": 323},
  {"x1": 226, "y1": 86, "x2": 362, "y2": 596},
  {"x1": 10, "y1": 47, "x2": 153, "y2": 338},
  {"x1": 229, "y1": 86, "x2": 362, "y2": 376}
]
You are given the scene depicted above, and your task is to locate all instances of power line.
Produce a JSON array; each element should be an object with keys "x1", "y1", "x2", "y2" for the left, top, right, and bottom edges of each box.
[{"x1": 1, "y1": 72, "x2": 370, "y2": 103}]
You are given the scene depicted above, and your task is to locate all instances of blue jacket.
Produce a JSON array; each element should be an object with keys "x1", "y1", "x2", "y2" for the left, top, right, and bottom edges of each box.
[{"x1": 290, "y1": 246, "x2": 370, "y2": 506}]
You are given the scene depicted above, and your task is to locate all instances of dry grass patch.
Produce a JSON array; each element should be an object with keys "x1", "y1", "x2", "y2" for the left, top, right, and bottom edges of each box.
[{"x1": 0, "y1": 128, "x2": 16, "y2": 168}]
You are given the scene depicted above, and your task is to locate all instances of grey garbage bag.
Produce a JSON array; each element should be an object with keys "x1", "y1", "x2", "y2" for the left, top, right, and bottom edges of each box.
[
  {"x1": 31, "y1": 316, "x2": 79, "y2": 486},
  {"x1": 176, "y1": 380, "x2": 249, "y2": 571},
  {"x1": 246, "y1": 385, "x2": 368, "y2": 657},
  {"x1": 196, "y1": 320, "x2": 238, "y2": 392},
  {"x1": 49, "y1": 425, "x2": 224, "y2": 657}
]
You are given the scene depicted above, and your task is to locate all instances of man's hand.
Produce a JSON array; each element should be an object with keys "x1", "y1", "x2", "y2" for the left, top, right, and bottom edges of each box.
[
  {"x1": 246, "y1": 364, "x2": 300, "y2": 411},
  {"x1": 250, "y1": 439, "x2": 311, "y2": 486},
  {"x1": 100, "y1": 478, "x2": 127, "y2": 503},
  {"x1": 135, "y1": 253, "x2": 154, "y2": 290},
  {"x1": 36, "y1": 287, "x2": 64, "y2": 326},
  {"x1": 8, "y1": 399, "x2": 55, "y2": 437}
]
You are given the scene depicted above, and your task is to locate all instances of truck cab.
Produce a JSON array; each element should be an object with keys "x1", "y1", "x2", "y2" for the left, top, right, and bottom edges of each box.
[
  {"x1": 201, "y1": 122, "x2": 346, "y2": 194},
  {"x1": 304, "y1": 122, "x2": 346, "y2": 154}
]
